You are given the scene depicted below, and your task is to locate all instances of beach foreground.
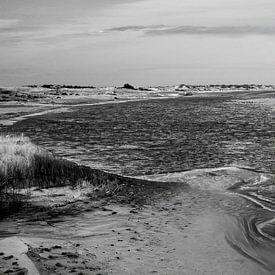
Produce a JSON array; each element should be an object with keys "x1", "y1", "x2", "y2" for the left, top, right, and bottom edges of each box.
[{"x1": 1, "y1": 165, "x2": 274, "y2": 275}]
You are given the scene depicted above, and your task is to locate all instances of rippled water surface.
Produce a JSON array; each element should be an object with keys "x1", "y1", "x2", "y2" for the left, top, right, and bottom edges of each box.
[{"x1": 5, "y1": 95, "x2": 274, "y2": 176}]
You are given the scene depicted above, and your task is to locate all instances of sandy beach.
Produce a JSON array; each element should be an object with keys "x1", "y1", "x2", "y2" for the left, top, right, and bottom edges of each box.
[{"x1": 0, "y1": 166, "x2": 274, "y2": 274}]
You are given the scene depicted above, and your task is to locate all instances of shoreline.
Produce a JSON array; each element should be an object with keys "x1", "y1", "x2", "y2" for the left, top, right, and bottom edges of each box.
[
  {"x1": 1, "y1": 88, "x2": 274, "y2": 127},
  {"x1": 0, "y1": 95, "x2": 180, "y2": 127}
]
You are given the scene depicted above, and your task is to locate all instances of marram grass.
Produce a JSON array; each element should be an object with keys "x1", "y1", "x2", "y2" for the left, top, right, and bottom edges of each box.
[
  {"x1": 0, "y1": 134, "x2": 53, "y2": 190},
  {"x1": 0, "y1": 134, "x2": 124, "y2": 216}
]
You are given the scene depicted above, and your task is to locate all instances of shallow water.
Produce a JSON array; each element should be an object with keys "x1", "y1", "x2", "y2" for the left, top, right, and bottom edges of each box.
[{"x1": 5, "y1": 95, "x2": 274, "y2": 176}]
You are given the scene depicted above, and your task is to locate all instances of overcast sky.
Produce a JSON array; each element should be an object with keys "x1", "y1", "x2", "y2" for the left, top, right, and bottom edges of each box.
[{"x1": 0, "y1": 0, "x2": 274, "y2": 86}]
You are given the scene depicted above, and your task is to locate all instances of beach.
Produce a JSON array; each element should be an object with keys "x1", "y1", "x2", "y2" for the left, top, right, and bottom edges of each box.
[{"x1": 0, "y1": 87, "x2": 274, "y2": 274}]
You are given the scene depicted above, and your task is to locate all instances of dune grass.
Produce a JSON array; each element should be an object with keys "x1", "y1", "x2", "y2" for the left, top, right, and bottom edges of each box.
[
  {"x1": 0, "y1": 134, "x2": 59, "y2": 190},
  {"x1": 0, "y1": 134, "x2": 126, "y2": 216},
  {"x1": 0, "y1": 134, "x2": 53, "y2": 213},
  {"x1": 0, "y1": 134, "x2": 88, "y2": 190},
  {"x1": 0, "y1": 134, "x2": 86, "y2": 214},
  {"x1": 0, "y1": 134, "x2": 172, "y2": 218},
  {"x1": 1, "y1": 134, "x2": 41, "y2": 187}
]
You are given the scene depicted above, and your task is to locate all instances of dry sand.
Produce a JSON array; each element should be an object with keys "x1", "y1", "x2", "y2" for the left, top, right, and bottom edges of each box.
[{"x1": 0, "y1": 166, "x2": 273, "y2": 274}]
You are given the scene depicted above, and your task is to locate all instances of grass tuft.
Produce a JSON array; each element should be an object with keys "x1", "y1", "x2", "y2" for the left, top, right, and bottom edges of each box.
[
  {"x1": 0, "y1": 134, "x2": 88, "y2": 215},
  {"x1": 0, "y1": 134, "x2": 130, "y2": 217},
  {"x1": 0, "y1": 134, "x2": 49, "y2": 190}
]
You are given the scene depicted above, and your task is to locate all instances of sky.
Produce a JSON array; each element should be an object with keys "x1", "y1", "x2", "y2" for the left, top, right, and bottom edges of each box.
[{"x1": 0, "y1": 0, "x2": 275, "y2": 86}]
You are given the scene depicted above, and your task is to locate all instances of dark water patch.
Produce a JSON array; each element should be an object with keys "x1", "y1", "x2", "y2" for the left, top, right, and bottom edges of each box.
[{"x1": 4, "y1": 96, "x2": 274, "y2": 176}]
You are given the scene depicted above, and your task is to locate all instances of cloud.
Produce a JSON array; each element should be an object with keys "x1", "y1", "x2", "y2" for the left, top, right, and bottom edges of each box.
[
  {"x1": 145, "y1": 25, "x2": 275, "y2": 36},
  {"x1": 0, "y1": 19, "x2": 101, "y2": 45},
  {"x1": 0, "y1": 18, "x2": 44, "y2": 44},
  {"x1": 0, "y1": 19, "x2": 19, "y2": 29},
  {"x1": 105, "y1": 24, "x2": 167, "y2": 32},
  {"x1": 2, "y1": 20, "x2": 275, "y2": 47},
  {"x1": 105, "y1": 24, "x2": 275, "y2": 37},
  {"x1": 0, "y1": 18, "x2": 41, "y2": 33}
]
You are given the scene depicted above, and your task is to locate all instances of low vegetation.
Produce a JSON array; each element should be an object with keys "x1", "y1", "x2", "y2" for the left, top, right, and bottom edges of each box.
[
  {"x1": 0, "y1": 88, "x2": 43, "y2": 102},
  {"x1": 0, "y1": 134, "x2": 75, "y2": 190},
  {"x1": 0, "y1": 134, "x2": 170, "y2": 217},
  {"x1": 0, "y1": 134, "x2": 118, "y2": 215},
  {"x1": 0, "y1": 134, "x2": 150, "y2": 217},
  {"x1": 0, "y1": 134, "x2": 56, "y2": 213}
]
